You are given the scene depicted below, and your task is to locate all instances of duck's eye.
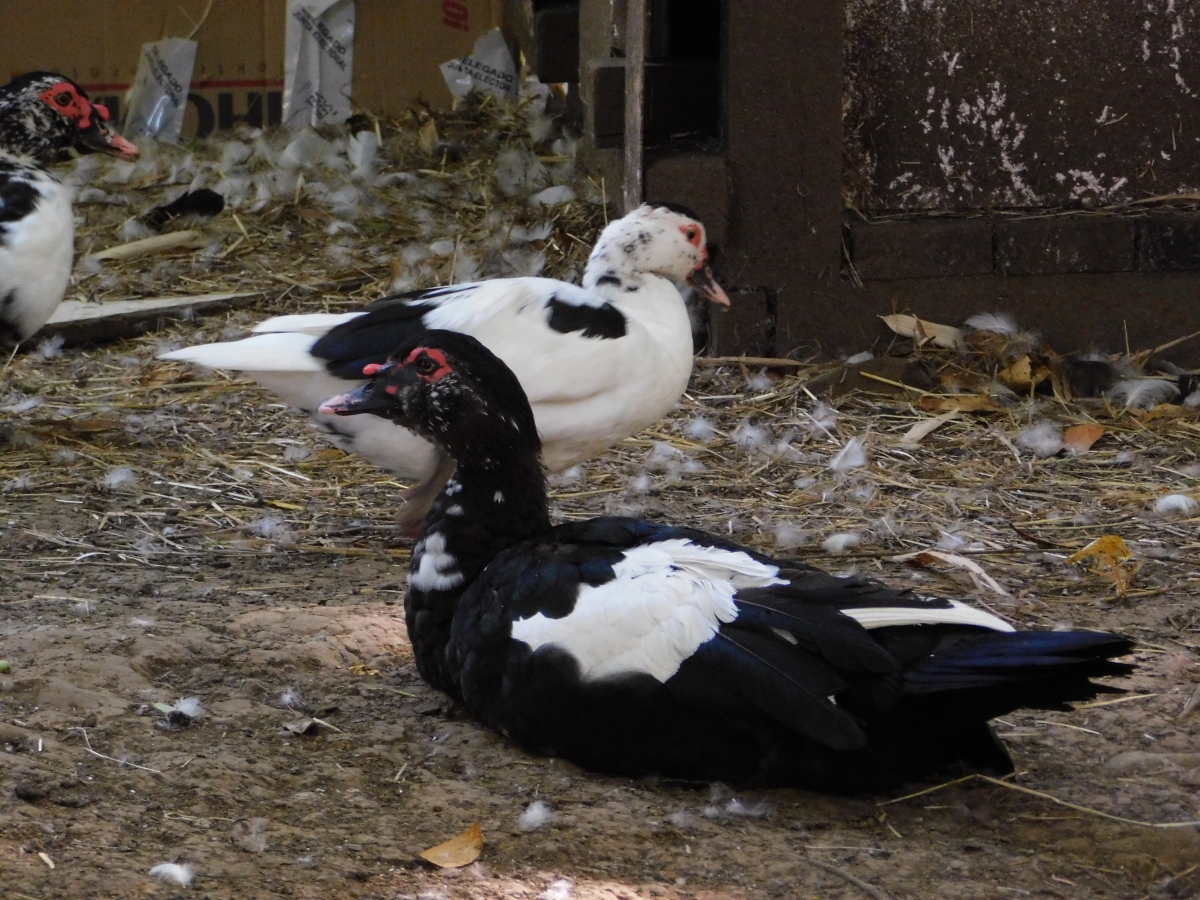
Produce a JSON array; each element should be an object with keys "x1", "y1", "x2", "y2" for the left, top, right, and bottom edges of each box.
[
  {"x1": 55, "y1": 91, "x2": 73, "y2": 108},
  {"x1": 686, "y1": 228, "x2": 697, "y2": 240},
  {"x1": 416, "y1": 356, "x2": 439, "y2": 375}
]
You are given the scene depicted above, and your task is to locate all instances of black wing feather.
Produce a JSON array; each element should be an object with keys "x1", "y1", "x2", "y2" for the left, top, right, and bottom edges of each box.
[{"x1": 311, "y1": 285, "x2": 473, "y2": 378}]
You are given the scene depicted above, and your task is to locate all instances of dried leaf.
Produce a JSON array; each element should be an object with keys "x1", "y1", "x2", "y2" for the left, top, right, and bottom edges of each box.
[
  {"x1": 419, "y1": 119, "x2": 440, "y2": 154},
  {"x1": 420, "y1": 822, "x2": 483, "y2": 868},
  {"x1": 1062, "y1": 424, "x2": 1105, "y2": 454},
  {"x1": 899, "y1": 410, "x2": 959, "y2": 445},
  {"x1": 1066, "y1": 535, "x2": 1131, "y2": 565},
  {"x1": 997, "y1": 356, "x2": 1034, "y2": 391},
  {"x1": 892, "y1": 549, "x2": 1011, "y2": 597},
  {"x1": 919, "y1": 395, "x2": 1006, "y2": 413},
  {"x1": 266, "y1": 500, "x2": 305, "y2": 511},
  {"x1": 1066, "y1": 535, "x2": 1139, "y2": 597},
  {"x1": 1049, "y1": 367, "x2": 1073, "y2": 402},
  {"x1": 880, "y1": 314, "x2": 965, "y2": 350},
  {"x1": 348, "y1": 664, "x2": 381, "y2": 676}
]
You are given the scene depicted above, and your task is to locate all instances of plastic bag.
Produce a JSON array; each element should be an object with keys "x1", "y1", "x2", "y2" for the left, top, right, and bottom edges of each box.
[
  {"x1": 123, "y1": 39, "x2": 197, "y2": 143},
  {"x1": 440, "y1": 28, "x2": 518, "y2": 103},
  {"x1": 283, "y1": 0, "x2": 356, "y2": 130}
]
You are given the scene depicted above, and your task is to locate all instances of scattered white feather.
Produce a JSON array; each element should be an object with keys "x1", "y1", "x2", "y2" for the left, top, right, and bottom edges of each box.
[
  {"x1": 1105, "y1": 379, "x2": 1179, "y2": 409},
  {"x1": 279, "y1": 688, "x2": 306, "y2": 709},
  {"x1": 119, "y1": 217, "x2": 153, "y2": 242},
  {"x1": 75, "y1": 254, "x2": 103, "y2": 277},
  {"x1": 746, "y1": 370, "x2": 773, "y2": 392},
  {"x1": 1185, "y1": 390, "x2": 1200, "y2": 408},
  {"x1": 539, "y1": 880, "x2": 573, "y2": 900},
  {"x1": 3, "y1": 476, "x2": 34, "y2": 493},
  {"x1": 346, "y1": 130, "x2": 379, "y2": 176},
  {"x1": 35, "y1": 334, "x2": 66, "y2": 360},
  {"x1": 219, "y1": 140, "x2": 252, "y2": 172},
  {"x1": 645, "y1": 441, "x2": 682, "y2": 471},
  {"x1": 687, "y1": 417, "x2": 717, "y2": 442},
  {"x1": 100, "y1": 467, "x2": 138, "y2": 491},
  {"x1": 844, "y1": 350, "x2": 874, "y2": 365},
  {"x1": 250, "y1": 516, "x2": 293, "y2": 544},
  {"x1": 937, "y1": 531, "x2": 967, "y2": 551},
  {"x1": 8, "y1": 394, "x2": 42, "y2": 413},
  {"x1": 1016, "y1": 421, "x2": 1063, "y2": 458},
  {"x1": 130, "y1": 616, "x2": 156, "y2": 627},
  {"x1": 149, "y1": 863, "x2": 194, "y2": 886},
  {"x1": 529, "y1": 185, "x2": 575, "y2": 206},
  {"x1": 628, "y1": 473, "x2": 653, "y2": 493},
  {"x1": 278, "y1": 129, "x2": 331, "y2": 169},
  {"x1": 501, "y1": 247, "x2": 546, "y2": 277},
  {"x1": 772, "y1": 522, "x2": 807, "y2": 550},
  {"x1": 803, "y1": 403, "x2": 839, "y2": 438},
  {"x1": 509, "y1": 221, "x2": 554, "y2": 243},
  {"x1": 829, "y1": 436, "x2": 867, "y2": 472},
  {"x1": 52, "y1": 448, "x2": 78, "y2": 465},
  {"x1": 493, "y1": 147, "x2": 548, "y2": 197},
  {"x1": 428, "y1": 238, "x2": 456, "y2": 256},
  {"x1": 734, "y1": 421, "x2": 769, "y2": 451},
  {"x1": 283, "y1": 445, "x2": 312, "y2": 463},
  {"x1": 725, "y1": 798, "x2": 772, "y2": 818},
  {"x1": 822, "y1": 532, "x2": 862, "y2": 554},
  {"x1": 965, "y1": 311, "x2": 1020, "y2": 335},
  {"x1": 173, "y1": 697, "x2": 205, "y2": 718},
  {"x1": 1155, "y1": 494, "x2": 1199, "y2": 516},
  {"x1": 851, "y1": 482, "x2": 876, "y2": 504},
  {"x1": 667, "y1": 811, "x2": 693, "y2": 828},
  {"x1": 518, "y1": 800, "x2": 556, "y2": 832}
]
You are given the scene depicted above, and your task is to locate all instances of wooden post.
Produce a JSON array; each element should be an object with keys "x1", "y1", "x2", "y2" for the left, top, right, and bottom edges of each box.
[{"x1": 623, "y1": 0, "x2": 647, "y2": 213}]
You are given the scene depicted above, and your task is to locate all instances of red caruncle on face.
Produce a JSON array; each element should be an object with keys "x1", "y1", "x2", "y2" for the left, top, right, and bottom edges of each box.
[
  {"x1": 40, "y1": 82, "x2": 104, "y2": 128},
  {"x1": 405, "y1": 347, "x2": 454, "y2": 382}
]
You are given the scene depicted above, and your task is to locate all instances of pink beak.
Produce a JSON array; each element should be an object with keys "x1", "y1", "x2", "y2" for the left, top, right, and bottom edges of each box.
[{"x1": 688, "y1": 264, "x2": 731, "y2": 308}]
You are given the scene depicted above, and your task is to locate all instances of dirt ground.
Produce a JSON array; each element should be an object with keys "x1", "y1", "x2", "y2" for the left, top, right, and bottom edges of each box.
[{"x1": 3, "y1": 306, "x2": 1200, "y2": 900}]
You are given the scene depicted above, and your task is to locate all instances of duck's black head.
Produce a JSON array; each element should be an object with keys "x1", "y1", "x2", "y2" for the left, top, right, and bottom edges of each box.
[
  {"x1": 0, "y1": 72, "x2": 139, "y2": 164},
  {"x1": 320, "y1": 330, "x2": 542, "y2": 470}
]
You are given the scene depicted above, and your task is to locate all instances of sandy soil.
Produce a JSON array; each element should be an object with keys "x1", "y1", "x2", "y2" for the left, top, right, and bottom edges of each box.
[{"x1": 2, "y1": 326, "x2": 1200, "y2": 900}]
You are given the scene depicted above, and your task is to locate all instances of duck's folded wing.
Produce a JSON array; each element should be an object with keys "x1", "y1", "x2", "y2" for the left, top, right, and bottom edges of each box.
[
  {"x1": 309, "y1": 284, "x2": 482, "y2": 377},
  {"x1": 473, "y1": 523, "x2": 903, "y2": 750}
]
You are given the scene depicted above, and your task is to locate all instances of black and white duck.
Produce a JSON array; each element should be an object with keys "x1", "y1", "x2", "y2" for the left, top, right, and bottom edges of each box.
[
  {"x1": 0, "y1": 72, "x2": 139, "y2": 344},
  {"x1": 318, "y1": 330, "x2": 1134, "y2": 793},
  {"x1": 161, "y1": 202, "x2": 729, "y2": 527}
]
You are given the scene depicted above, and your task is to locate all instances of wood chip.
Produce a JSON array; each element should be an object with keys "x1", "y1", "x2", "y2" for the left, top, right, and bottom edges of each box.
[
  {"x1": 880, "y1": 314, "x2": 965, "y2": 350},
  {"x1": 91, "y1": 230, "x2": 209, "y2": 261}
]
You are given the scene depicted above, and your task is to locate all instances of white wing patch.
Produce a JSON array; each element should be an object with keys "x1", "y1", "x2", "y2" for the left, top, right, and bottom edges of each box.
[
  {"x1": 160, "y1": 332, "x2": 325, "y2": 372},
  {"x1": 250, "y1": 311, "x2": 364, "y2": 335},
  {"x1": 842, "y1": 600, "x2": 1014, "y2": 632},
  {"x1": 409, "y1": 532, "x2": 464, "y2": 592},
  {"x1": 510, "y1": 539, "x2": 786, "y2": 683}
]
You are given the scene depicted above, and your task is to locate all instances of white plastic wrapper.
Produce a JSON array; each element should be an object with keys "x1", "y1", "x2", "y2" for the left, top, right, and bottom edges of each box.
[
  {"x1": 440, "y1": 28, "x2": 518, "y2": 102},
  {"x1": 123, "y1": 39, "x2": 197, "y2": 143},
  {"x1": 283, "y1": 0, "x2": 355, "y2": 131}
]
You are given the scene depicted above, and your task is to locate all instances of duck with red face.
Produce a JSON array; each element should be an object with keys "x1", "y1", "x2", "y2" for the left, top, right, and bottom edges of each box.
[{"x1": 0, "y1": 72, "x2": 140, "y2": 345}]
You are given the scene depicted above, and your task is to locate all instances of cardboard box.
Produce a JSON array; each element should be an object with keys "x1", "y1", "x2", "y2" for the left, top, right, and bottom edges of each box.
[{"x1": 0, "y1": 0, "x2": 505, "y2": 139}]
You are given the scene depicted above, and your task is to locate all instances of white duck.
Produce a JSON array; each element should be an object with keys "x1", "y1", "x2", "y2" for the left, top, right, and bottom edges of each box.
[
  {"x1": 161, "y1": 202, "x2": 730, "y2": 526},
  {"x1": 0, "y1": 72, "x2": 139, "y2": 344}
]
